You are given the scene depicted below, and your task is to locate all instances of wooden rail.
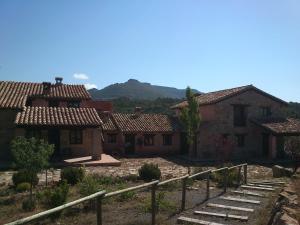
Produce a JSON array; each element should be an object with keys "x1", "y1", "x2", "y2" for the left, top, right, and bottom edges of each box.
[{"x1": 5, "y1": 163, "x2": 247, "y2": 225}]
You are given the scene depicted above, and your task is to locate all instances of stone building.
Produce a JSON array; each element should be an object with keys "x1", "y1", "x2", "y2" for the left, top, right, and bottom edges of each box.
[
  {"x1": 0, "y1": 78, "x2": 103, "y2": 160},
  {"x1": 99, "y1": 109, "x2": 181, "y2": 156},
  {"x1": 172, "y1": 85, "x2": 300, "y2": 160}
]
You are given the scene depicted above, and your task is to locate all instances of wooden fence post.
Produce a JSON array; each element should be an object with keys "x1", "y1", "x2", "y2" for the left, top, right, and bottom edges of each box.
[
  {"x1": 237, "y1": 166, "x2": 241, "y2": 186},
  {"x1": 151, "y1": 182, "x2": 157, "y2": 225},
  {"x1": 223, "y1": 168, "x2": 228, "y2": 193},
  {"x1": 244, "y1": 164, "x2": 248, "y2": 184},
  {"x1": 206, "y1": 171, "x2": 210, "y2": 200},
  {"x1": 96, "y1": 196, "x2": 103, "y2": 225},
  {"x1": 181, "y1": 177, "x2": 187, "y2": 211}
]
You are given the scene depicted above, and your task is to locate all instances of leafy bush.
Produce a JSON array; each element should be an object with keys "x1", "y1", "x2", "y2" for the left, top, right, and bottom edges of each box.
[
  {"x1": 61, "y1": 167, "x2": 85, "y2": 185},
  {"x1": 138, "y1": 163, "x2": 161, "y2": 181},
  {"x1": 95, "y1": 175, "x2": 123, "y2": 186},
  {"x1": 211, "y1": 166, "x2": 242, "y2": 188},
  {"x1": 123, "y1": 174, "x2": 139, "y2": 182},
  {"x1": 42, "y1": 180, "x2": 69, "y2": 209},
  {"x1": 79, "y1": 175, "x2": 101, "y2": 197},
  {"x1": 16, "y1": 182, "x2": 31, "y2": 192},
  {"x1": 22, "y1": 198, "x2": 36, "y2": 211},
  {"x1": 12, "y1": 170, "x2": 39, "y2": 187}
]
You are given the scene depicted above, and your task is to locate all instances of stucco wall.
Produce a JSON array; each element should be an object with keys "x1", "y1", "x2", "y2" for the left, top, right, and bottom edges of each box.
[
  {"x1": 196, "y1": 90, "x2": 287, "y2": 159},
  {"x1": 0, "y1": 109, "x2": 19, "y2": 160}
]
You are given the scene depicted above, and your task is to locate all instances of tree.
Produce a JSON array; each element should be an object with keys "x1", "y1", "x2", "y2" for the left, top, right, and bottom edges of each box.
[
  {"x1": 11, "y1": 137, "x2": 54, "y2": 200},
  {"x1": 180, "y1": 87, "x2": 201, "y2": 157},
  {"x1": 284, "y1": 136, "x2": 300, "y2": 172}
]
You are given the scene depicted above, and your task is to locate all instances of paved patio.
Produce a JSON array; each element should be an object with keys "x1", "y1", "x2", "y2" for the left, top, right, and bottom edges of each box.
[{"x1": 63, "y1": 154, "x2": 121, "y2": 166}]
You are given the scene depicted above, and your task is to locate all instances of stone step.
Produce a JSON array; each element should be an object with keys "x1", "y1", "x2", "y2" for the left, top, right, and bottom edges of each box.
[
  {"x1": 231, "y1": 190, "x2": 266, "y2": 197},
  {"x1": 219, "y1": 196, "x2": 261, "y2": 204},
  {"x1": 177, "y1": 216, "x2": 227, "y2": 225},
  {"x1": 241, "y1": 185, "x2": 275, "y2": 191},
  {"x1": 207, "y1": 203, "x2": 254, "y2": 212},
  {"x1": 194, "y1": 210, "x2": 248, "y2": 221},
  {"x1": 247, "y1": 183, "x2": 274, "y2": 188},
  {"x1": 250, "y1": 181, "x2": 285, "y2": 185}
]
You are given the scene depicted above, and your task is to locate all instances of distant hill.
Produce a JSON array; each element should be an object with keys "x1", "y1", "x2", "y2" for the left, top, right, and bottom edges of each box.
[
  {"x1": 285, "y1": 102, "x2": 300, "y2": 118},
  {"x1": 88, "y1": 79, "x2": 201, "y2": 100}
]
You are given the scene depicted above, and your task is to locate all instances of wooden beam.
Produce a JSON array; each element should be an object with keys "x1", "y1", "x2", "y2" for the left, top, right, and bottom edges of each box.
[
  {"x1": 177, "y1": 216, "x2": 227, "y2": 225},
  {"x1": 231, "y1": 190, "x2": 265, "y2": 197},
  {"x1": 247, "y1": 183, "x2": 274, "y2": 188},
  {"x1": 194, "y1": 211, "x2": 248, "y2": 221},
  {"x1": 220, "y1": 196, "x2": 260, "y2": 205},
  {"x1": 241, "y1": 185, "x2": 275, "y2": 191},
  {"x1": 207, "y1": 203, "x2": 254, "y2": 212}
]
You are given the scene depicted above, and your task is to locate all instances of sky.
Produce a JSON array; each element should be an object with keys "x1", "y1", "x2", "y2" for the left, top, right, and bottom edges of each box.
[{"x1": 0, "y1": 0, "x2": 299, "y2": 102}]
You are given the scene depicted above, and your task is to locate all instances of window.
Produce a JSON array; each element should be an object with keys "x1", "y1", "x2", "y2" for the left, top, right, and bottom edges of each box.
[
  {"x1": 144, "y1": 134, "x2": 155, "y2": 146},
  {"x1": 107, "y1": 133, "x2": 117, "y2": 143},
  {"x1": 26, "y1": 129, "x2": 41, "y2": 139},
  {"x1": 163, "y1": 134, "x2": 173, "y2": 146},
  {"x1": 236, "y1": 134, "x2": 246, "y2": 147},
  {"x1": 233, "y1": 105, "x2": 247, "y2": 127},
  {"x1": 49, "y1": 100, "x2": 59, "y2": 107},
  {"x1": 261, "y1": 107, "x2": 272, "y2": 117},
  {"x1": 67, "y1": 101, "x2": 80, "y2": 108},
  {"x1": 26, "y1": 98, "x2": 32, "y2": 106},
  {"x1": 69, "y1": 129, "x2": 83, "y2": 144}
]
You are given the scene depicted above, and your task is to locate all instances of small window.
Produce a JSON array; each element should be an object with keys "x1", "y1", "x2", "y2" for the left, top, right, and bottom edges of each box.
[
  {"x1": 69, "y1": 129, "x2": 83, "y2": 144},
  {"x1": 107, "y1": 133, "x2": 117, "y2": 143},
  {"x1": 26, "y1": 129, "x2": 41, "y2": 139},
  {"x1": 26, "y1": 99, "x2": 32, "y2": 106},
  {"x1": 49, "y1": 100, "x2": 59, "y2": 107},
  {"x1": 261, "y1": 107, "x2": 272, "y2": 117},
  {"x1": 233, "y1": 105, "x2": 247, "y2": 127},
  {"x1": 144, "y1": 134, "x2": 155, "y2": 146},
  {"x1": 236, "y1": 134, "x2": 246, "y2": 147},
  {"x1": 163, "y1": 134, "x2": 173, "y2": 146},
  {"x1": 67, "y1": 101, "x2": 80, "y2": 108}
]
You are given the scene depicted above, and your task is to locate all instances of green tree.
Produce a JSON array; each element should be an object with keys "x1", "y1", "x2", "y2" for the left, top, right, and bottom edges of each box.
[
  {"x1": 284, "y1": 136, "x2": 300, "y2": 172},
  {"x1": 11, "y1": 137, "x2": 54, "y2": 200},
  {"x1": 180, "y1": 87, "x2": 201, "y2": 157}
]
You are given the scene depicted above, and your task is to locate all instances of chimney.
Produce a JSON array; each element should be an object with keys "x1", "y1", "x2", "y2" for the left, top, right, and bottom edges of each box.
[
  {"x1": 134, "y1": 107, "x2": 142, "y2": 116},
  {"x1": 42, "y1": 82, "x2": 51, "y2": 95},
  {"x1": 55, "y1": 77, "x2": 63, "y2": 85}
]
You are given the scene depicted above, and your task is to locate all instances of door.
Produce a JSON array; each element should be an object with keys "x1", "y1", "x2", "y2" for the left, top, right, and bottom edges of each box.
[
  {"x1": 124, "y1": 134, "x2": 135, "y2": 154},
  {"x1": 48, "y1": 129, "x2": 60, "y2": 157},
  {"x1": 262, "y1": 133, "x2": 269, "y2": 157}
]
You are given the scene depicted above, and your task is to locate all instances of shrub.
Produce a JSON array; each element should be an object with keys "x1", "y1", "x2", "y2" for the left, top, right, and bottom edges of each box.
[
  {"x1": 123, "y1": 174, "x2": 139, "y2": 182},
  {"x1": 138, "y1": 163, "x2": 161, "y2": 181},
  {"x1": 211, "y1": 166, "x2": 242, "y2": 188},
  {"x1": 16, "y1": 182, "x2": 31, "y2": 192},
  {"x1": 61, "y1": 167, "x2": 85, "y2": 185},
  {"x1": 22, "y1": 198, "x2": 36, "y2": 211},
  {"x1": 79, "y1": 175, "x2": 101, "y2": 197},
  {"x1": 12, "y1": 170, "x2": 39, "y2": 187},
  {"x1": 42, "y1": 180, "x2": 69, "y2": 209}
]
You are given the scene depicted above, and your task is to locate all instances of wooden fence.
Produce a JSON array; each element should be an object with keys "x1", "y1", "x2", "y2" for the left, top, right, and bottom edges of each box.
[{"x1": 5, "y1": 163, "x2": 247, "y2": 225}]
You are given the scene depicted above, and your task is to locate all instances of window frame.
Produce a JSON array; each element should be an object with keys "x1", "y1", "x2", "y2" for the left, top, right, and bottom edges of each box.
[
  {"x1": 233, "y1": 104, "x2": 247, "y2": 127},
  {"x1": 144, "y1": 134, "x2": 155, "y2": 146},
  {"x1": 162, "y1": 134, "x2": 173, "y2": 146},
  {"x1": 67, "y1": 101, "x2": 81, "y2": 108},
  {"x1": 69, "y1": 129, "x2": 83, "y2": 145}
]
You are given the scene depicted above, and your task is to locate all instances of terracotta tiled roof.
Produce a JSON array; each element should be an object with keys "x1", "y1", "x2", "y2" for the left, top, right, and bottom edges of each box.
[
  {"x1": 99, "y1": 112, "x2": 118, "y2": 131},
  {"x1": 15, "y1": 107, "x2": 102, "y2": 127},
  {"x1": 0, "y1": 81, "x2": 91, "y2": 109},
  {"x1": 171, "y1": 85, "x2": 287, "y2": 108},
  {"x1": 251, "y1": 118, "x2": 300, "y2": 135},
  {"x1": 111, "y1": 113, "x2": 180, "y2": 132}
]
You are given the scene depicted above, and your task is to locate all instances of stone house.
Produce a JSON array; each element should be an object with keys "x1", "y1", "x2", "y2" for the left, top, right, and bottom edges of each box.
[
  {"x1": 99, "y1": 108, "x2": 181, "y2": 156},
  {"x1": 0, "y1": 78, "x2": 103, "y2": 160},
  {"x1": 172, "y1": 85, "x2": 300, "y2": 160}
]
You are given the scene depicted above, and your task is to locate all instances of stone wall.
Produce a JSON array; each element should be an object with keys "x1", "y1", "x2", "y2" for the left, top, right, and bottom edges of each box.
[{"x1": 196, "y1": 89, "x2": 287, "y2": 159}]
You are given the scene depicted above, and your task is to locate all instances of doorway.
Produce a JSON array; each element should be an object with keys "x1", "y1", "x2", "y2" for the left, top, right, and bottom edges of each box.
[
  {"x1": 48, "y1": 129, "x2": 60, "y2": 157},
  {"x1": 262, "y1": 133, "x2": 269, "y2": 157},
  {"x1": 124, "y1": 134, "x2": 135, "y2": 154}
]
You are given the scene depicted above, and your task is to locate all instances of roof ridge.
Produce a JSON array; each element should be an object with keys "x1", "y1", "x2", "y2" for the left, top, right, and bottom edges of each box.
[{"x1": 199, "y1": 84, "x2": 252, "y2": 96}]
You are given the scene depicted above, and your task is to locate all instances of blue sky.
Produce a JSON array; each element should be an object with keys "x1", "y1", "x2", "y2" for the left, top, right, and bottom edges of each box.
[{"x1": 0, "y1": 0, "x2": 299, "y2": 102}]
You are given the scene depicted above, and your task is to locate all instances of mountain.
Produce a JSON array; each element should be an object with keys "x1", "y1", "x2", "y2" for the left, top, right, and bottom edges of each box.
[{"x1": 88, "y1": 79, "x2": 201, "y2": 100}]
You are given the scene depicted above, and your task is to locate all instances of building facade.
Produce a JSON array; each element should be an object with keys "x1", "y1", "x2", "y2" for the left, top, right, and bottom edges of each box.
[
  {"x1": 172, "y1": 85, "x2": 300, "y2": 160},
  {"x1": 0, "y1": 78, "x2": 103, "y2": 160}
]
